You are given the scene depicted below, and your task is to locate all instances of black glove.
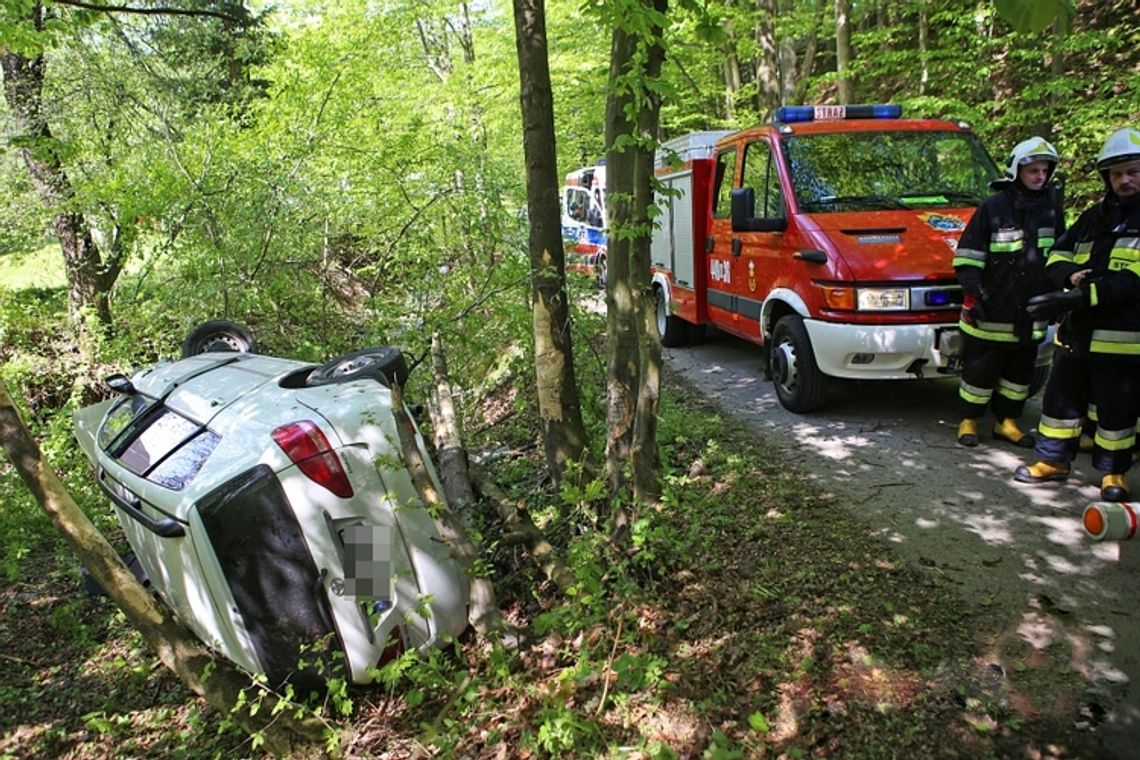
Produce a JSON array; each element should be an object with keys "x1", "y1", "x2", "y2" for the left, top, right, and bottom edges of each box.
[
  {"x1": 966, "y1": 302, "x2": 985, "y2": 322},
  {"x1": 1026, "y1": 288, "x2": 1085, "y2": 321}
]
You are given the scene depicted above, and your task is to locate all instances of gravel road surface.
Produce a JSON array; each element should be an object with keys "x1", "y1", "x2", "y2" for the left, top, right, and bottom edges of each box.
[{"x1": 664, "y1": 328, "x2": 1140, "y2": 754}]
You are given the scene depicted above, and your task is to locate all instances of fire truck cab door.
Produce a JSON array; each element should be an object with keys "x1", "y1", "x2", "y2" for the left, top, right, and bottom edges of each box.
[{"x1": 714, "y1": 138, "x2": 788, "y2": 332}]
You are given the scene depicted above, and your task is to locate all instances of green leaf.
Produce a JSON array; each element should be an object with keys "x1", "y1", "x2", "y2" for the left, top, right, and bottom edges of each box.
[
  {"x1": 992, "y1": 0, "x2": 1073, "y2": 34},
  {"x1": 747, "y1": 711, "x2": 770, "y2": 733}
]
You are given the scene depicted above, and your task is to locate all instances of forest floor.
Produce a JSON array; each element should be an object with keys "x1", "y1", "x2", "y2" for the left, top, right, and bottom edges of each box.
[{"x1": 0, "y1": 372, "x2": 1122, "y2": 759}]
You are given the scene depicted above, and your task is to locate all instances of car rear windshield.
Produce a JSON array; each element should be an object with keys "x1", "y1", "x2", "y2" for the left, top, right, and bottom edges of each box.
[
  {"x1": 100, "y1": 394, "x2": 220, "y2": 490},
  {"x1": 784, "y1": 130, "x2": 999, "y2": 213}
]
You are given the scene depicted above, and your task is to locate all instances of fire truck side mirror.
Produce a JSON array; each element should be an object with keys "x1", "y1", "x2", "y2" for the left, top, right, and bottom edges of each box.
[{"x1": 730, "y1": 188, "x2": 788, "y2": 233}]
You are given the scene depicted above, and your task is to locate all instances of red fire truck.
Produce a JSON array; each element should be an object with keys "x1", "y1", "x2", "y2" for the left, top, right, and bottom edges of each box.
[{"x1": 650, "y1": 104, "x2": 1051, "y2": 413}]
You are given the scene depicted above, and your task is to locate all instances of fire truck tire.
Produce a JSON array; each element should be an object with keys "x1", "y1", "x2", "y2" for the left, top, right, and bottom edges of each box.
[
  {"x1": 770, "y1": 315, "x2": 828, "y2": 413},
  {"x1": 1028, "y1": 364, "x2": 1049, "y2": 398},
  {"x1": 306, "y1": 347, "x2": 410, "y2": 388},
  {"x1": 181, "y1": 320, "x2": 258, "y2": 358},
  {"x1": 655, "y1": 286, "x2": 689, "y2": 347}
]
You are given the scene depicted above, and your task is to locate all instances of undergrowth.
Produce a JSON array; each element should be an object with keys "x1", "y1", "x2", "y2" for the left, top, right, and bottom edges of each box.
[{"x1": 0, "y1": 300, "x2": 1106, "y2": 758}]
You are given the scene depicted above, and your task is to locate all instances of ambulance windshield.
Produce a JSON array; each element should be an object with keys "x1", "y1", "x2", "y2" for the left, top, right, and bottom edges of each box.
[{"x1": 785, "y1": 130, "x2": 999, "y2": 213}]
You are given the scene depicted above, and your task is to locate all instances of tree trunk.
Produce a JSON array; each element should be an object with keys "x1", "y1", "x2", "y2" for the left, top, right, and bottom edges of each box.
[
  {"x1": 429, "y1": 333, "x2": 478, "y2": 523},
  {"x1": 721, "y1": 20, "x2": 741, "y2": 121},
  {"x1": 793, "y1": 0, "x2": 821, "y2": 103},
  {"x1": 603, "y1": 0, "x2": 668, "y2": 514},
  {"x1": 0, "y1": 378, "x2": 327, "y2": 755},
  {"x1": 754, "y1": 0, "x2": 780, "y2": 117},
  {"x1": 834, "y1": 0, "x2": 853, "y2": 103},
  {"x1": 389, "y1": 382, "x2": 507, "y2": 640},
  {"x1": 512, "y1": 0, "x2": 589, "y2": 483},
  {"x1": 1, "y1": 5, "x2": 117, "y2": 327},
  {"x1": 918, "y1": 0, "x2": 929, "y2": 96}
]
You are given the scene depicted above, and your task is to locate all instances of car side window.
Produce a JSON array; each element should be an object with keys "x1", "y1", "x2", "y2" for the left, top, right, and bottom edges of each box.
[
  {"x1": 743, "y1": 140, "x2": 786, "y2": 219},
  {"x1": 713, "y1": 148, "x2": 738, "y2": 219}
]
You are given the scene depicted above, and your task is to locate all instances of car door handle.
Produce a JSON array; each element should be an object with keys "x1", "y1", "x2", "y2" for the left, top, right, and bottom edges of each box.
[
  {"x1": 98, "y1": 469, "x2": 186, "y2": 538},
  {"x1": 794, "y1": 249, "x2": 827, "y2": 263},
  {"x1": 732, "y1": 238, "x2": 742, "y2": 257}
]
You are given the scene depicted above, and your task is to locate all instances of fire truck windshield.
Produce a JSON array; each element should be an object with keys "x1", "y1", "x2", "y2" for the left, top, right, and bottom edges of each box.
[{"x1": 784, "y1": 130, "x2": 999, "y2": 213}]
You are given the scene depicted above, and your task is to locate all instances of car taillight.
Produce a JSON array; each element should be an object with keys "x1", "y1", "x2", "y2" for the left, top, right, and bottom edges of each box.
[{"x1": 271, "y1": 421, "x2": 354, "y2": 498}]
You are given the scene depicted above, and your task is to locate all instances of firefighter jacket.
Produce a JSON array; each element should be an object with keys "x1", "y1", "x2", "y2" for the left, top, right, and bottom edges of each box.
[
  {"x1": 953, "y1": 184, "x2": 1064, "y2": 345},
  {"x1": 1046, "y1": 193, "x2": 1140, "y2": 363}
]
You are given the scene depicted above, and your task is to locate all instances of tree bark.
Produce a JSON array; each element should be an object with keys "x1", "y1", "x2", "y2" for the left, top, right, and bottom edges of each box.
[
  {"x1": 754, "y1": 0, "x2": 780, "y2": 116},
  {"x1": 834, "y1": 0, "x2": 853, "y2": 103},
  {"x1": 428, "y1": 333, "x2": 478, "y2": 523},
  {"x1": 603, "y1": 0, "x2": 668, "y2": 513},
  {"x1": 0, "y1": 378, "x2": 328, "y2": 755},
  {"x1": 1, "y1": 3, "x2": 117, "y2": 326},
  {"x1": 389, "y1": 382, "x2": 506, "y2": 640},
  {"x1": 512, "y1": 0, "x2": 589, "y2": 483}
]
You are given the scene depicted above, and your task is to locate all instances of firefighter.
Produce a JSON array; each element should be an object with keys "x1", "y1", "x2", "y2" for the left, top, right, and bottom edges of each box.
[
  {"x1": 953, "y1": 137, "x2": 1064, "y2": 448},
  {"x1": 1016, "y1": 126, "x2": 1140, "y2": 502}
]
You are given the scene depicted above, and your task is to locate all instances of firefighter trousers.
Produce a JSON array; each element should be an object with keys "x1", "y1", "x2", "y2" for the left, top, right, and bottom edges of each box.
[
  {"x1": 957, "y1": 336, "x2": 1036, "y2": 423},
  {"x1": 1034, "y1": 347, "x2": 1139, "y2": 475}
]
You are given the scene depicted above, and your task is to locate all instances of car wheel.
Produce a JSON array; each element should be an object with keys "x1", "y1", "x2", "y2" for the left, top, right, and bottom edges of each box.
[
  {"x1": 181, "y1": 320, "x2": 258, "y2": 358},
  {"x1": 769, "y1": 315, "x2": 828, "y2": 413},
  {"x1": 655, "y1": 285, "x2": 689, "y2": 347},
  {"x1": 306, "y1": 347, "x2": 409, "y2": 388},
  {"x1": 1028, "y1": 363, "x2": 1049, "y2": 398}
]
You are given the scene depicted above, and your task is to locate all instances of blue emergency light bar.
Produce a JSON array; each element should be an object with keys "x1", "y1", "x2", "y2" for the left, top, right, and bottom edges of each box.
[{"x1": 775, "y1": 104, "x2": 902, "y2": 123}]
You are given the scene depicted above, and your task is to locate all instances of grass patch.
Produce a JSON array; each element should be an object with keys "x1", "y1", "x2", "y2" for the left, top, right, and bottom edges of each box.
[
  {"x1": 0, "y1": 243, "x2": 65, "y2": 291},
  {"x1": 0, "y1": 363, "x2": 1107, "y2": 758}
]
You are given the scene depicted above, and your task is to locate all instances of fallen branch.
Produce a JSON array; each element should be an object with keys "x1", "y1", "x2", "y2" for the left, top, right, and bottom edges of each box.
[
  {"x1": 468, "y1": 465, "x2": 576, "y2": 594},
  {"x1": 388, "y1": 382, "x2": 509, "y2": 641}
]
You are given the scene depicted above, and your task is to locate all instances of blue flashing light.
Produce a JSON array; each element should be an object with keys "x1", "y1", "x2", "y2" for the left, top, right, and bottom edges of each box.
[
  {"x1": 925, "y1": 290, "x2": 951, "y2": 307},
  {"x1": 775, "y1": 106, "x2": 814, "y2": 123},
  {"x1": 774, "y1": 104, "x2": 902, "y2": 124}
]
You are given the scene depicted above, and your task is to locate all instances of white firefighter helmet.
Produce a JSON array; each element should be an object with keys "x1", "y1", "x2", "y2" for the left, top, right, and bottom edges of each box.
[
  {"x1": 1095, "y1": 127, "x2": 1140, "y2": 170},
  {"x1": 1000, "y1": 137, "x2": 1059, "y2": 183}
]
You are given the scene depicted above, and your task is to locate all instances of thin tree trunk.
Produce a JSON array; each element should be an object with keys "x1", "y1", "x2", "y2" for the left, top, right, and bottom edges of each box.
[
  {"x1": 603, "y1": 0, "x2": 668, "y2": 515},
  {"x1": 1, "y1": 4, "x2": 117, "y2": 327},
  {"x1": 834, "y1": 0, "x2": 853, "y2": 103},
  {"x1": 429, "y1": 333, "x2": 478, "y2": 522},
  {"x1": 0, "y1": 379, "x2": 327, "y2": 754},
  {"x1": 918, "y1": 0, "x2": 929, "y2": 96},
  {"x1": 754, "y1": 0, "x2": 780, "y2": 116},
  {"x1": 389, "y1": 382, "x2": 506, "y2": 640},
  {"x1": 512, "y1": 0, "x2": 589, "y2": 483}
]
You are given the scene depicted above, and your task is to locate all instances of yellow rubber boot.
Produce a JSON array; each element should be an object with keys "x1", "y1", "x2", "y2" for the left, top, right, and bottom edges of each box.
[
  {"x1": 1101, "y1": 473, "x2": 1130, "y2": 502},
  {"x1": 957, "y1": 419, "x2": 979, "y2": 447},
  {"x1": 1014, "y1": 460, "x2": 1070, "y2": 483},
  {"x1": 993, "y1": 418, "x2": 1034, "y2": 448}
]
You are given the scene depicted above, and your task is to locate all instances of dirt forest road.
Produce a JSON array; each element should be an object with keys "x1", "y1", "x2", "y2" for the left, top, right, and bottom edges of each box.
[{"x1": 663, "y1": 328, "x2": 1140, "y2": 756}]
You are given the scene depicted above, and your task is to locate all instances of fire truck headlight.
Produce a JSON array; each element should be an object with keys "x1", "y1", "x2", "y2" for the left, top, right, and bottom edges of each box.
[{"x1": 857, "y1": 288, "x2": 909, "y2": 311}]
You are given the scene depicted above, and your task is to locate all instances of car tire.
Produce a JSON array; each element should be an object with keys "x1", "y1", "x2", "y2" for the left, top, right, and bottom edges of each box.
[
  {"x1": 769, "y1": 315, "x2": 828, "y2": 413},
  {"x1": 181, "y1": 320, "x2": 258, "y2": 358},
  {"x1": 655, "y1": 285, "x2": 689, "y2": 347},
  {"x1": 306, "y1": 347, "x2": 409, "y2": 388}
]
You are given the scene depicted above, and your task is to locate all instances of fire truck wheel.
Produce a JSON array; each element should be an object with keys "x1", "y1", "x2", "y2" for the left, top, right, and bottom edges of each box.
[
  {"x1": 655, "y1": 286, "x2": 689, "y2": 347},
  {"x1": 770, "y1": 315, "x2": 828, "y2": 413},
  {"x1": 306, "y1": 347, "x2": 410, "y2": 388},
  {"x1": 1028, "y1": 364, "x2": 1049, "y2": 398},
  {"x1": 181, "y1": 320, "x2": 258, "y2": 358}
]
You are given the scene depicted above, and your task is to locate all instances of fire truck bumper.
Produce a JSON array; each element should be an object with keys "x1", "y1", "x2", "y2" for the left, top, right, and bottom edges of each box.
[{"x1": 804, "y1": 319, "x2": 962, "y2": 380}]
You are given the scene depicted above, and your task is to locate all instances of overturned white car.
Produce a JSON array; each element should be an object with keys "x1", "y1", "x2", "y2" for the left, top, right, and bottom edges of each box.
[{"x1": 74, "y1": 322, "x2": 469, "y2": 690}]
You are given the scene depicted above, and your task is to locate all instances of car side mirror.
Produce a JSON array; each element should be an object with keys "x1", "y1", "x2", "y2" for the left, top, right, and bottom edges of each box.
[
  {"x1": 730, "y1": 187, "x2": 788, "y2": 233},
  {"x1": 105, "y1": 374, "x2": 136, "y2": 395}
]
